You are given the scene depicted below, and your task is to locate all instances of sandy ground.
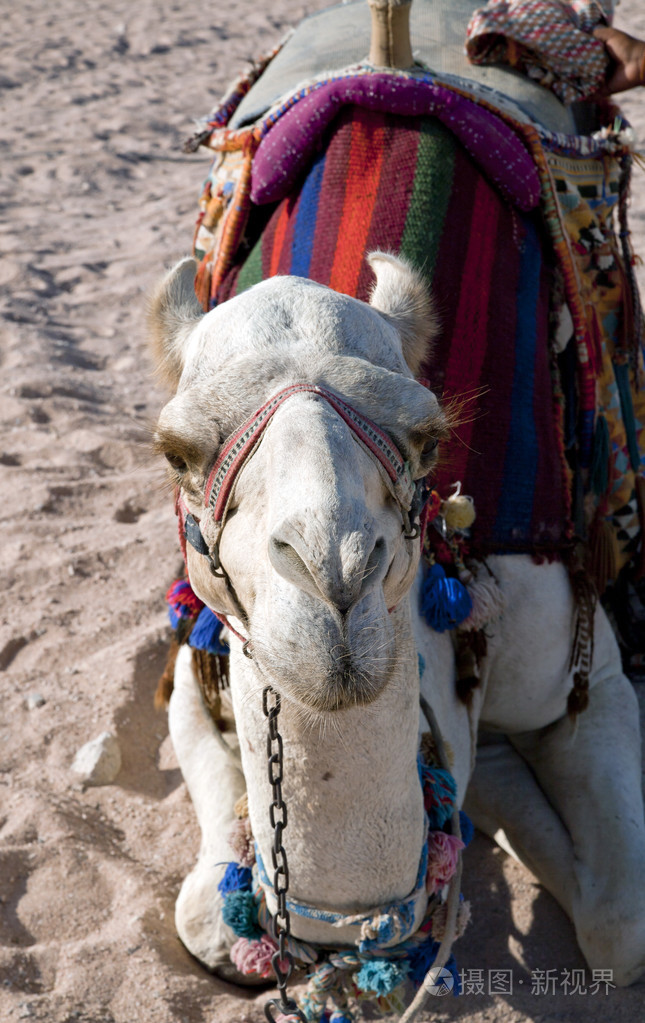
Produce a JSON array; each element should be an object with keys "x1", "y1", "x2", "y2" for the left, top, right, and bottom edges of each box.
[{"x1": 1, "y1": 2, "x2": 645, "y2": 1022}]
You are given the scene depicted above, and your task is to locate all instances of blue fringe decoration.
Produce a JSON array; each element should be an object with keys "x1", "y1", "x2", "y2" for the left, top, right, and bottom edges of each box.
[
  {"x1": 221, "y1": 889, "x2": 261, "y2": 939},
  {"x1": 355, "y1": 958, "x2": 409, "y2": 996},
  {"x1": 188, "y1": 606, "x2": 230, "y2": 655},
  {"x1": 217, "y1": 862, "x2": 253, "y2": 896},
  {"x1": 420, "y1": 563, "x2": 472, "y2": 633},
  {"x1": 459, "y1": 811, "x2": 474, "y2": 847}
]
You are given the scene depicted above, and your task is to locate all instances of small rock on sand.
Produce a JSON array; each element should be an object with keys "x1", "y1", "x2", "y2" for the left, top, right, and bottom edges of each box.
[
  {"x1": 71, "y1": 731, "x2": 122, "y2": 786},
  {"x1": 25, "y1": 692, "x2": 46, "y2": 709}
]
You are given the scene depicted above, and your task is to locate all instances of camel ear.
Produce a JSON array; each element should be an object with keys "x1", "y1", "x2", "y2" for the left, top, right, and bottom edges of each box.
[
  {"x1": 148, "y1": 257, "x2": 203, "y2": 387},
  {"x1": 367, "y1": 251, "x2": 436, "y2": 375}
]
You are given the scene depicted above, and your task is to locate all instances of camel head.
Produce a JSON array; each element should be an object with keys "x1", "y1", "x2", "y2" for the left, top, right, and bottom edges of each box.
[{"x1": 150, "y1": 253, "x2": 445, "y2": 712}]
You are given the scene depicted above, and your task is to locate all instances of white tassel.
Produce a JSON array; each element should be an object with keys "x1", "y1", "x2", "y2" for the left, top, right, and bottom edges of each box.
[{"x1": 459, "y1": 566, "x2": 506, "y2": 630}]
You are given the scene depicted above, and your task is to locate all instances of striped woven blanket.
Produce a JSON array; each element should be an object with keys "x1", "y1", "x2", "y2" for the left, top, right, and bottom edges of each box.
[{"x1": 191, "y1": 62, "x2": 645, "y2": 578}]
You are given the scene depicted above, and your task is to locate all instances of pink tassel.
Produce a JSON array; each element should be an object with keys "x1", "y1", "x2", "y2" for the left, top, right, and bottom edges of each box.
[
  {"x1": 426, "y1": 832, "x2": 465, "y2": 894},
  {"x1": 230, "y1": 934, "x2": 278, "y2": 978}
]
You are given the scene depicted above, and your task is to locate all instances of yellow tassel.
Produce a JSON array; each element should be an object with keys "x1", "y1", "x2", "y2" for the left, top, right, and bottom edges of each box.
[
  {"x1": 587, "y1": 516, "x2": 619, "y2": 595},
  {"x1": 442, "y1": 490, "x2": 476, "y2": 531}
]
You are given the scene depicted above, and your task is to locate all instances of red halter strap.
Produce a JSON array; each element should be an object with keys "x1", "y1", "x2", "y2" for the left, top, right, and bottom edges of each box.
[
  {"x1": 203, "y1": 382, "x2": 415, "y2": 534},
  {"x1": 179, "y1": 383, "x2": 419, "y2": 647}
]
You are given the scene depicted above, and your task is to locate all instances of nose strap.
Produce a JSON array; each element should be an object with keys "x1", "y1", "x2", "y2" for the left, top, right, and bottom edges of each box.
[
  {"x1": 178, "y1": 383, "x2": 420, "y2": 647},
  {"x1": 203, "y1": 383, "x2": 416, "y2": 546}
]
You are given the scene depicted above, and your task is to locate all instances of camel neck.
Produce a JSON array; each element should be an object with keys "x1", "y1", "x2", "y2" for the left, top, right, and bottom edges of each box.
[{"x1": 228, "y1": 601, "x2": 427, "y2": 946}]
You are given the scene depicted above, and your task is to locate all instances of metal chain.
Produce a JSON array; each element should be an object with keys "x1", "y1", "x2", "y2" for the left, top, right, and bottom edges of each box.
[{"x1": 262, "y1": 685, "x2": 308, "y2": 1023}]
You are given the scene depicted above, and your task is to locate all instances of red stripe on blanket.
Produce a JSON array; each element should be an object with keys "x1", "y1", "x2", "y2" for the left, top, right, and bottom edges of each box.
[
  {"x1": 356, "y1": 115, "x2": 422, "y2": 302},
  {"x1": 268, "y1": 199, "x2": 293, "y2": 278},
  {"x1": 329, "y1": 110, "x2": 387, "y2": 296},
  {"x1": 461, "y1": 197, "x2": 522, "y2": 542},
  {"x1": 441, "y1": 174, "x2": 501, "y2": 487}
]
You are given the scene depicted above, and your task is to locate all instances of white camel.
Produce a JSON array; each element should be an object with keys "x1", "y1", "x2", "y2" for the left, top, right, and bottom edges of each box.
[{"x1": 149, "y1": 250, "x2": 645, "y2": 1001}]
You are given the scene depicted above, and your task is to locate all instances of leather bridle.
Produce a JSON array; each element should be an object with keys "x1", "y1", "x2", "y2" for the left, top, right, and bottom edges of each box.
[{"x1": 177, "y1": 382, "x2": 426, "y2": 646}]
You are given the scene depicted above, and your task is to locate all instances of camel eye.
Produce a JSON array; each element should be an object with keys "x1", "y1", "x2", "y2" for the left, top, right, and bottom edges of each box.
[
  {"x1": 165, "y1": 452, "x2": 188, "y2": 473},
  {"x1": 421, "y1": 437, "x2": 439, "y2": 461}
]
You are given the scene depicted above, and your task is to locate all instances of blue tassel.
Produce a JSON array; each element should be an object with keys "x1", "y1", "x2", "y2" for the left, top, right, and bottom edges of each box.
[
  {"x1": 217, "y1": 862, "x2": 252, "y2": 896},
  {"x1": 420, "y1": 564, "x2": 472, "y2": 633},
  {"x1": 459, "y1": 811, "x2": 474, "y2": 847},
  {"x1": 355, "y1": 958, "x2": 409, "y2": 996},
  {"x1": 188, "y1": 606, "x2": 230, "y2": 655},
  {"x1": 408, "y1": 941, "x2": 461, "y2": 995},
  {"x1": 417, "y1": 653, "x2": 426, "y2": 678},
  {"x1": 221, "y1": 889, "x2": 261, "y2": 939},
  {"x1": 407, "y1": 938, "x2": 439, "y2": 987}
]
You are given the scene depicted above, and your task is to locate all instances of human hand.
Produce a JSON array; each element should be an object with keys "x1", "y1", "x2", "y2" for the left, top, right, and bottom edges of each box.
[{"x1": 593, "y1": 25, "x2": 645, "y2": 94}]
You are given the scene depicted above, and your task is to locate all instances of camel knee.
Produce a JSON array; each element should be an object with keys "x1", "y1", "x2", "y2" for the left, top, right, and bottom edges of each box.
[
  {"x1": 175, "y1": 864, "x2": 269, "y2": 986},
  {"x1": 576, "y1": 909, "x2": 645, "y2": 987},
  {"x1": 175, "y1": 862, "x2": 233, "y2": 970}
]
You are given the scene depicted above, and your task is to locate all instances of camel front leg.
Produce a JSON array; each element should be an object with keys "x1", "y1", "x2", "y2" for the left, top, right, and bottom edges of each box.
[
  {"x1": 509, "y1": 612, "x2": 645, "y2": 986},
  {"x1": 463, "y1": 732, "x2": 577, "y2": 918},
  {"x1": 169, "y1": 644, "x2": 251, "y2": 977}
]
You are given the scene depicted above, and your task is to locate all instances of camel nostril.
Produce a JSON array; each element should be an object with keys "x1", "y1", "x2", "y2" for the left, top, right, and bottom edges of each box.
[
  {"x1": 363, "y1": 537, "x2": 386, "y2": 584},
  {"x1": 269, "y1": 527, "x2": 387, "y2": 611},
  {"x1": 269, "y1": 536, "x2": 310, "y2": 580}
]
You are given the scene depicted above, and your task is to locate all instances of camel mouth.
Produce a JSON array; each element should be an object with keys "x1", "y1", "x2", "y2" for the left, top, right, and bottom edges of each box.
[
  {"x1": 253, "y1": 626, "x2": 394, "y2": 713},
  {"x1": 295, "y1": 660, "x2": 386, "y2": 712}
]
